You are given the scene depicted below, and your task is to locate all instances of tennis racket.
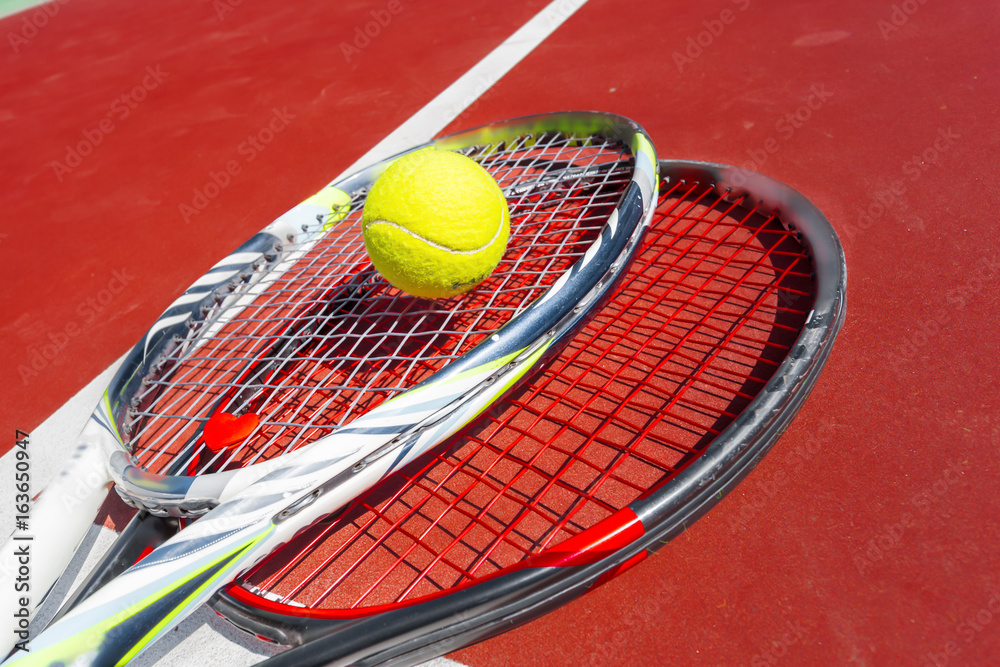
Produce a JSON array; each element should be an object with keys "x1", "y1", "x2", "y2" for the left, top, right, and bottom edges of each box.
[
  {"x1": 0, "y1": 112, "x2": 658, "y2": 666},
  {"x1": 207, "y1": 159, "x2": 846, "y2": 666}
]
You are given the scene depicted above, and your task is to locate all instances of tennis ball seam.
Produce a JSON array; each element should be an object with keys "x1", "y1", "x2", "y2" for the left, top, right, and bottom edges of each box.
[{"x1": 365, "y1": 202, "x2": 506, "y2": 256}]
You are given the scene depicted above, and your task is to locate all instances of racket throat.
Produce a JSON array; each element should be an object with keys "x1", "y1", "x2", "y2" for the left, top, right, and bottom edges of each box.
[{"x1": 51, "y1": 512, "x2": 181, "y2": 624}]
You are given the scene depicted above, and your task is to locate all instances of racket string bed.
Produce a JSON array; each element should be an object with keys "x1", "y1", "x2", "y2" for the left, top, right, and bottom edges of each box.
[
  {"x1": 229, "y1": 176, "x2": 816, "y2": 613},
  {"x1": 122, "y1": 134, "x2": 633, "y2": 480},
  {"x1": 0, "y1": 114, "x2": 667, "y2": 667}
]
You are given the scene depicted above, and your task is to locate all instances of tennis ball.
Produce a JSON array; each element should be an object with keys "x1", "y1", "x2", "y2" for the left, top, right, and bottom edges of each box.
[{"x1": 361, "y1": 147, "x2": 510, "y2": 299}]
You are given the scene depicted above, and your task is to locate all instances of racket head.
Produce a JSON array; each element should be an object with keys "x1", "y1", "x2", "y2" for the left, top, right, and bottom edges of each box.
[
  {"x1": 209, "y1": 159, "x2": 846, "y2": 665},
  {"x1": 18, "y1": 113, "x2": 658, "y2": 667},
  {"x1": 94, "y1": 111, "x2": 657, "y2": 516}
]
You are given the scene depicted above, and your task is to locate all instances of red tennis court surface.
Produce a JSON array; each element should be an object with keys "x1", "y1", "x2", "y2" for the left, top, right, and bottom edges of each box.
[{"x1": 1, "y1": 0, "x2": 997, "y2": 664}]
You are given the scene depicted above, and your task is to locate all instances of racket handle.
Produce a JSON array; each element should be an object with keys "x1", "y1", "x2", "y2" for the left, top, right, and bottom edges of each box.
[{"x1": 0, "y1": 427, "x2": 111, "y2": 657}]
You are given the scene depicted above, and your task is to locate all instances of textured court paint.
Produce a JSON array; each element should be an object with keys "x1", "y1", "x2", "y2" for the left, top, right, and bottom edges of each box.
[
  {"x1": 3, "y1": 0, "x2": 999, "y2": 666},
  {"x1": 0, "y1": 0, "x2": 548, "y2": 445},
  {"x1": 339, "y1": 0, "x2": 592, "y2": 176},
  {"x1": 0, "y1": 0, "x2": 588, "y2": 446},
  {"x1": 0, "y1": 1, "x2": 584, "y2": 665},
  {"x1": 445, "y1": 0, "x2": 1000, "y2": 666}
]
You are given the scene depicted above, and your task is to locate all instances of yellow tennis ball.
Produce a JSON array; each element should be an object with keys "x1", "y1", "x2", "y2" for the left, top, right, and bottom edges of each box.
[{"x1": 362, "y1": 148, "x2": 510, "y2": 299}]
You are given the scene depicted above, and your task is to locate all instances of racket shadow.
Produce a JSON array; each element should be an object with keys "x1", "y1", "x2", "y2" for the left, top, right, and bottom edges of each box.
[{"x1": 211, "y1": 163, "x2": 838, "y2": 656}]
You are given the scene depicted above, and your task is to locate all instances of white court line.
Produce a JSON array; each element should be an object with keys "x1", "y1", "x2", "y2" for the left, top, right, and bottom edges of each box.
[
  {"x1": 1, "y1": 0, "x2": 590, "y2": 663},
  {"x1": 340, "y1": 0, "x2": 590, "y2": 176},
  {"x1": 0, "y1": 0, "x2": 54, "y2": 23}
]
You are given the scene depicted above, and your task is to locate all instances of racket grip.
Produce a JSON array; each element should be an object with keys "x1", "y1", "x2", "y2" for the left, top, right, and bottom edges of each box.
[{"x1": 0, "y1": 425, "x2": 111, "y2": 656}]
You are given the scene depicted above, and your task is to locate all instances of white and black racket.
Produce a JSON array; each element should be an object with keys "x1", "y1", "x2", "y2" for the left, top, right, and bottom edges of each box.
[
  {"x1": 0, "y1": 112, "x2": 658, "y2": 666},
  {"x1": 205, "y1": 160, "x2": 846, "y2": 666}
]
